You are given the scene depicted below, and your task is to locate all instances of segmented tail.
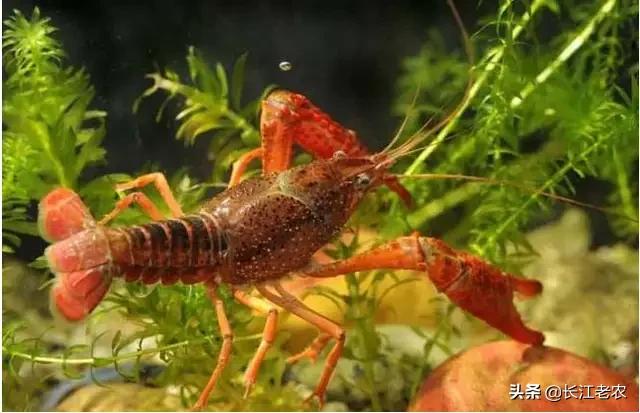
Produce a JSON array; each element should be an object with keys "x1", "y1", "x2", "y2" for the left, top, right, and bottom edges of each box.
[{"x1": 39, "y1": 188, "x2": 113, "y2": 321}]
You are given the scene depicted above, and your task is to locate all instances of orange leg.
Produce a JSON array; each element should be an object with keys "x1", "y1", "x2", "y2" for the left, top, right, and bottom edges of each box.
[
  {"x1": 299, "y1": 233, "x2": 545, "y2": 346},
  {"x1": 192, "y1": 284, "x2": 233, "y2": 411},
  {"x1": 227, "y1": 103, "x2": 295, "y2": 185},
  {"x1": 115, "y1": 172, "x2": 183, "y2": 217},
  {"x1": 98, "y1": 192, "x2": 164, "y2": 225},
  {"x1": 257, "y1": 282, "x2": 345, "y2": 408},
  {"x1": 229, "y1": 148, "x2": 264, "y2": 187},
  {"x1": 286, "y1": 333, "x2": 332, "y2": 364},
  {"x1": 232, "y1": 289, "x2": 278, "y2": 397}
]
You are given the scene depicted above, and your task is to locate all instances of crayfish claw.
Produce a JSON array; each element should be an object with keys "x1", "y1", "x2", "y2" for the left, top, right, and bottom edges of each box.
[{"x1": 419, "y1": 237, "x2": 546, "y2": 346}]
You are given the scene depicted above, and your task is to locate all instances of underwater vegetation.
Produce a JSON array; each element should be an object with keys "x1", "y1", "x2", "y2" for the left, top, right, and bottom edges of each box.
[{"x1": 2, "y1": 0, "x2": 638, "y2": 411}]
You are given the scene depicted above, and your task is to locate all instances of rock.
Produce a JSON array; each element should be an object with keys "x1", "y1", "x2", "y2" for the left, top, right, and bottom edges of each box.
[
  {"x1": 55, "y1": 383, "x2": 183, "y2": 411},
  {"x1": 521, "y1": 209, "x2": 638, "y2": 372},
  {"x1": 409, "y1": 340, "x2": 639, "y2": 412},
  {"x1": 322, "y1": 401, "x2": 350, "y2": 412}
]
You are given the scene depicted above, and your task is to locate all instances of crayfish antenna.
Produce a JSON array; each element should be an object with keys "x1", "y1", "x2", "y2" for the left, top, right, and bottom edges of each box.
[
  {"x1": 396, "y1": 172, "x2": 637, "y2": 223},
  {"x1": 384, "y1": 0, "x2": 476, "y2": 163}
]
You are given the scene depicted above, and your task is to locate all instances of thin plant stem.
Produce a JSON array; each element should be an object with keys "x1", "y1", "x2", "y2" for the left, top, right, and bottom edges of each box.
[
  {"x1": 405, "y1": 0, "x2": 548, "y2": 175},
  {"x1": 510, "y1": 0, "x2": 618, "y2": 108},
  {"x1": 612, "y1": 148, "x2": 637, "y2": 222},
  {"x1": 4, "y1": 333, "x2": 262, "y2": 366},
  {"x1": 407, "y1": 183, "x2": 481, "y2": 228},
  {"x1": 476, "y1": 141, "x2": 605, "y2": 255}
]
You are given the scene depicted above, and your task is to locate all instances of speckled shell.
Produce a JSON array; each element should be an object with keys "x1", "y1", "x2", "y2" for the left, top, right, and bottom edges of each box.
[
  {"x1": 202, "y1": 159, "x2": 354, "y2": 284},
  {"x1": 104, "y1": 159, "x2": 360, "y2": 286}
]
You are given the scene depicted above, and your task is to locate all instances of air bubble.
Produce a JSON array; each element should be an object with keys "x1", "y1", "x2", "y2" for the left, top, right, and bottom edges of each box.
[{"x1": 279, "y1": 61, "x2": 292, "y2": 71}]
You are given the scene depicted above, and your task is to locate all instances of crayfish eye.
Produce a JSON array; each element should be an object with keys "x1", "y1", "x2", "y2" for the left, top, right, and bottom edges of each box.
[
  {"x1": 332, "y1": 150, "x2": 347, "y2": 160},
  {"x1": 355, "y1": 173, "x2": 371, "y2": 188}
]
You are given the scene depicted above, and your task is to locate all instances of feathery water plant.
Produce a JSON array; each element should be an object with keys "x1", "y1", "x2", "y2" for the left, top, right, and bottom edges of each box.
[
  {"x1": 2, "y1": 8, "x2": 111, "y2": 409},
  {"x1": 2, "y1": 8, "x2": 113, "y2": 252},
  {"x1": 394, "y1": 0, "x2": 637, "y2": 262},
  {"x1": 344, "y1": 0, "x2": 638, "y2": 405},
  {"x1": 136, "y1": 47, "x2": 272, "y2": 183}
]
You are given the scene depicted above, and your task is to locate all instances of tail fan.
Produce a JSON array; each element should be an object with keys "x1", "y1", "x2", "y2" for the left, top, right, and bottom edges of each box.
[
  {"x1": 39, "y1": 188, "x2": 113, "y2": 321},
  {"x1": 38, "y1": 187, "x2": 95, "y2": 242},
  {"x1": 52, "y1": 265, "x2": 113, "y2": 321}
]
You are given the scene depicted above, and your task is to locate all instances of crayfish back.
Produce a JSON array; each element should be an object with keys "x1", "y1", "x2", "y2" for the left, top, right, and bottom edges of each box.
[{"x1": 201, "y1": 161, "x2": 353, "y2": 285}]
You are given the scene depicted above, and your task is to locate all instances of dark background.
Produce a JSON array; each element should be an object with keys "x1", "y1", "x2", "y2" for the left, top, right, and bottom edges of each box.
[
  {"x1": 3, "y1": 1, "x2": 637, "y2": 251},
  {"x1": 3, "y1": 0, "x2": 489, "y2": 179}
]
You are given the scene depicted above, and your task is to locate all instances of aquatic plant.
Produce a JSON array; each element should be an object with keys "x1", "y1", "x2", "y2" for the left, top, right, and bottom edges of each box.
[
  {"x1": 393, "y1": 0, "x2": 638, "y2": 261},
  {"x1": 136, "y1": 47, "x2": 271, "y2": 183},
  {"x1": 397, "y1": 0, "x2": 636, "y2": 399},
  {"x1": 2, "y1": 0, "x2": 638, "y2": 411},
  {"x1": 2, "y1": 8, "x2": 111, "y2": 252},
  {"x1": 1, "y1": 7, "x2": 112, "y2": 409}
]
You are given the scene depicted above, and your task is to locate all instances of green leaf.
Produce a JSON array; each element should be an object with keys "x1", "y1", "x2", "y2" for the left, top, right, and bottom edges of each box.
[
  {"x1": 230, "y1": 52, "x2": 248, "y2": 110},
  {"x1": 215, "y1": 62, "x2": 228, "y2": 99}
]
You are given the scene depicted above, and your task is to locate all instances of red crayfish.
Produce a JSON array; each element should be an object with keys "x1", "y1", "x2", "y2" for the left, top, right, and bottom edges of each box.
[{"x1": 39, "y1": 87, "x2": 544, "y2": 409}]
